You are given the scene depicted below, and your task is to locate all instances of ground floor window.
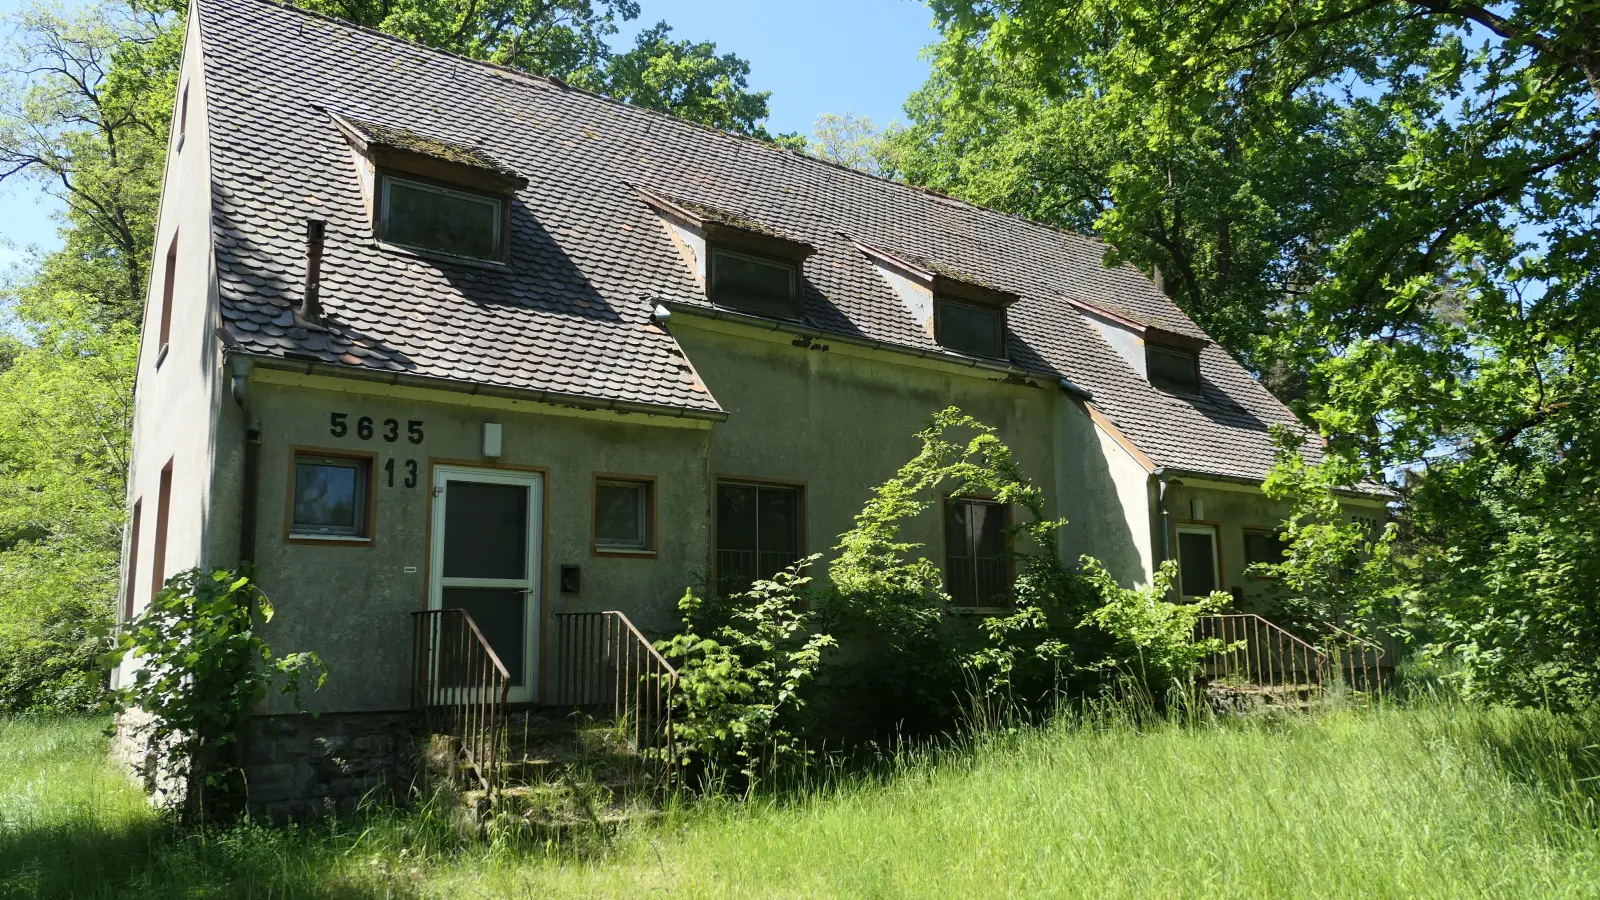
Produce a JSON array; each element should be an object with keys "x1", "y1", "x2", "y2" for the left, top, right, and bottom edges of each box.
[
  {"x1": 593, "y1": 476, "x2": 654, "y2": 554},
  {"x1": 290, "y1": 451, "x2": 372, "y2": 540},
  {"x1": 1242, "y1": 527, "x2": 1286, "y2": 570},
  {"x1": 716, "y1": 481, "x2": 802, "y2": 592},
  {"x1": 944, "y1": 497, "x2": 1009, "y2": 607},
  {"x1": 1176, "y1": 524, "x2": 1219, "y2": 598}
]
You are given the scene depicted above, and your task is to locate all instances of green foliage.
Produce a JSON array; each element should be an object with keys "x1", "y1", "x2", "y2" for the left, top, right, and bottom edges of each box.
[
  {"x1": 1081, "y1": 558, "x2": 1230, "y2": 692},
  {"x1": 581, "y1": 22, "x2": 772, "y2": 137},
  {"x1": 287, "y1": 0, "x2": 779, "y2": 137},
  {"x1": 1, "y1": 0, "x2": 178, "y2": 325},
  {"x1": 102, "y1": 569, "x2": 326, "y2": 821},
  {"x1": 807, "y1": 111, "x2": 886, "y2": 175},
  {"x1": 824, "y1": 408, "x2": 1102, "y2": 724},
  {"x1": 657, "y1": 559, "x2": 834, "y2": 789},
  {"x1": 0, "y1": 294, "x2": 136, "y2": 714},
  {"x1": 1254, "y1": 426, "x2": 1399, "y2": 635}
]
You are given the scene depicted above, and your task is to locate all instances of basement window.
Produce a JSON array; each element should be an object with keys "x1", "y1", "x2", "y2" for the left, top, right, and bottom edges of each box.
[
  {"x1": 709, "y1": 248, "x2": 800, "y2": 320},
  {"x1": 936, "y1": 297, "x2": 1005, "y2": 359},
  {"x1": 379, "y1": 175, "x2": 504, "y2": 262},
  {"x1": 1148, "y1": 344, "x2": 1201, "y2": 395},
  {"x1": 290, "y1": 452, "x2": 373, "y2": 540}
]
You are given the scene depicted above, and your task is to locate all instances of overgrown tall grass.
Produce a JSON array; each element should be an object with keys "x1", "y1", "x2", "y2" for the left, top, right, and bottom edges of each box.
[{"x1": 5, "y1": 701, "x2": 1600, "y2": 898}]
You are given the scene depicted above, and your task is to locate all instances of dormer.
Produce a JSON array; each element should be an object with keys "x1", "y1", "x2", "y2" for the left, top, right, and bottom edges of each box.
[
  {"x1": 332, "y1": 112, "x2": 528, "y2": 263},
  {"x1": 636, "y1": 187, "x2": 815, "y2": 321},
  {"x1": 857, "y1": 242, "x2": 1017, "y2": 360},
  {"x1": 1067, "y1": 297, "x2": 1207, "y2": 396}
]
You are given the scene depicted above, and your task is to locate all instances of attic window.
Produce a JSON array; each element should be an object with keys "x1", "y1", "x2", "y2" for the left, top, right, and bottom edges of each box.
[
  {"x1": 710, "y1": 248, "x2": 799, "y2": 320},
  {"x1": 380, "y1": 176, "x2": 503, "y2": 261},
  {"x1": 936, "y1": 297, "x2": 1005, "y2": 359},
  {"x1": 1148, "y1": 344, "x2": 1201, "y2": 395},
  {"x1": 331, "y1": 113, "x2": 526, "y2": 265}
]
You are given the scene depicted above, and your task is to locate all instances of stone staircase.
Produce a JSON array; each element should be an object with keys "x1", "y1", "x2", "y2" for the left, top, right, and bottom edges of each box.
[{"x1": 453, "y1": 710, "x2": 667, "y2": 835}]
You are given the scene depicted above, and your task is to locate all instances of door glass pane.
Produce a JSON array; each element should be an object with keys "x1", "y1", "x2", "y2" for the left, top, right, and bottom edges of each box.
[
  {"x1": 970, "y1": 501, "x2": 1008, "y2": 605},
  {"x1": 443, "y1": 480, "x2": 527, "y2": 579},
  {"x1": 944, "y1": 500, "x2": 975, "y2": 606},
  {"x1": 442, "y1": 587, "x2": 525, "y2": 685},
  {"x1": 595, "y1": 482, "x2": 646, "y2": 549},
  {"x1": 756, "y1": 487, "x2": 800, "y2": 579},
  {"x1": 383, "y1": 177, "x2": 501, "y2": 260},
  {"x1": 716, "y1": 484, "x2": 759, "y2": 590},
  {"x1": 1178, "y1": 530, "x2": 1218, "y2": 596},
  {"x1": 712, "y1": 250, "x2": 798, "y2": 319}
]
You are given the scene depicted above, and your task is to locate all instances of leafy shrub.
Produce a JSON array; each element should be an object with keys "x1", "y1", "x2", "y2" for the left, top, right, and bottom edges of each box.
[
  {"x1": 657, "y1": 558, "x2": 835, "y2": 790},
  {"x1": 1080, "y1": 558, "x2": 1231, "y2": 693},
  {"x1": 1253, "y1": 427, "x2": 1399, "y2": 636},
  {"x1": 103, "y1": 568, "x2": 325, "y2": 821}
]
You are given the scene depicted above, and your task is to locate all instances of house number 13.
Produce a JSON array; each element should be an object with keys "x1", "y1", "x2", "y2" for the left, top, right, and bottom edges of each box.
[{"x1": 384, "y1": 458, "x2": 419, "y2": 488}]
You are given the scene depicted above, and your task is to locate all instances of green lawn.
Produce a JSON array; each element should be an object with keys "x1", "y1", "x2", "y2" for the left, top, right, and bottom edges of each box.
[{"x1": 4, "y1": 702, "x2": 1599, "y2": 898}]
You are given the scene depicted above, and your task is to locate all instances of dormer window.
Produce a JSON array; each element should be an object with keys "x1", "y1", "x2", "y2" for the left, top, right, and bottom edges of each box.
[
  {"x1": 709, "y1": 248, "x2": 799, "y2": 319},
  {"x1": 635, "y1": 187, "x2": 814, "y2": 321},
  {"x1": 936, "y1": 297, "x2": 1004, "y2": 359},
  {"x1": 1148, "y1": 344, "x2": 1201, "y2": 395},
  {"x1": 857, "y1": 241, "x2": 1016, "y2": 360},
  {"x1": 380, "y1": 176, "x2": 503, "y2": 261},
  {"x1": 331, "y1": 112, "x2": 526, "y2": 265}
]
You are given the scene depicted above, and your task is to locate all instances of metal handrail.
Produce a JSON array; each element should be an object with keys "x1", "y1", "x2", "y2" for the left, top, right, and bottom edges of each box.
[
  {"x1": 1196, "y1": 613, "x2": 1325, "y2": 693},
  {"x1": 548, "y1": 610, "x2": 679, "y2": 767},
  {"x1": 1313, "y1": 619, "x2": 1387, "y2": 693},
  {"x1": 1196, "y1": 613, "x2": 1386, "y2": 699},
  {"x1": 411, "y1": 608, "x2": 511, "y2": 793}
]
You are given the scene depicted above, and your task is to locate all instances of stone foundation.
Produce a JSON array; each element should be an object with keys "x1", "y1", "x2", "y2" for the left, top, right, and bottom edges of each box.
[{"x1": 242, "y1": 710, "x2": 422, "y2": 821}]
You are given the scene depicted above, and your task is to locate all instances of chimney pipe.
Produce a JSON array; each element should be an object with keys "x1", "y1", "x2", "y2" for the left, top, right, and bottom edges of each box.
[{"x1": 301, "y1": 219, "x2": 326, "y2": 324}]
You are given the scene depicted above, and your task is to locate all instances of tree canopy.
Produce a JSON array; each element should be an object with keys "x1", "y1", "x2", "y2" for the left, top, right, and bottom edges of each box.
[{"x1": 888, "y1": 0, "x2": 1600, "y2": 704}]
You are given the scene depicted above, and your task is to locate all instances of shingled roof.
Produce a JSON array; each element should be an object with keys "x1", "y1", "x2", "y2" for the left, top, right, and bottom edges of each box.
[{"x1": 198, "y1": 0, "x2": 1320, "y2": 481}]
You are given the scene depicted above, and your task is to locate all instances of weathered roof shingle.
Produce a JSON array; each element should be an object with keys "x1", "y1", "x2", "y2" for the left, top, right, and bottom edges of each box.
[{"x1": 198, "y1": 0, "x2": 1317, "y2": 480}]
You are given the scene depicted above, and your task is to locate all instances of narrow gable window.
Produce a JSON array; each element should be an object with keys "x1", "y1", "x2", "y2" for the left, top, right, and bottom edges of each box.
[
  {"x1": 710, "y1": 248, "x2": 799, "y2": 320},
  {"x1": 124, "y1": 499, "x2": 142, "y2": 621},
  {"x1": 380, "y1": 176, "x2": 503, "y2": 261},
  {"x1": 936, "y1": 297, "x2": 1004, "y2": 359},
  {"x1": 1148, "y1": 344, "x2": 1201, "y2": 395},
  {"x1": 157, "y1": 231, "x2": 177, "y2": 362}
]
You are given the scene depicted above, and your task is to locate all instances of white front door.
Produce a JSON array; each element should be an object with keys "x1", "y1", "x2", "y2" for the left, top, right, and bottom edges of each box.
[
  {"x1": 429, "y1": 465, "x2": 543, "y2": 703},
  {"x1": 1176, "y1": 524, "x2": 1220, "y2": 600}
]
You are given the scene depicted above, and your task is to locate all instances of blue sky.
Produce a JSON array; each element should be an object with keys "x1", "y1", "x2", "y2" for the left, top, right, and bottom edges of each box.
[{"x1": 0, "y1": 0, "x2": 937, "y2": 265}]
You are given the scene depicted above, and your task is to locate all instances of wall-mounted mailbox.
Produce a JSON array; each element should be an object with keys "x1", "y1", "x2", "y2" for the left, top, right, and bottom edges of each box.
[{"x1": 559, "y1": 564, "x2": 581, "y2": 594}]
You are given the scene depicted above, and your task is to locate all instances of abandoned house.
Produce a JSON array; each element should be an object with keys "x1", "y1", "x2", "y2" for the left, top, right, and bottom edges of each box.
[{"x1": 114, "y1": 0, "x2": 1389, "y2": 818}]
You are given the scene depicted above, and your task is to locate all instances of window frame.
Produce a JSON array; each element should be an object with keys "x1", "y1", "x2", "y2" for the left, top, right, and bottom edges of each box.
[
  {"x1": 151, "y1": 460, "x2": 173, "y2": 598},
  {"x1": 1147, "y1": 343, "x2": 1202, "y2": 396},
  {"x1": 707, "y1": 246, "x2": 801, "y2": 320},
  {"x1": 156, "y1": 231, "x2": 177, "y2": 367},
  {"x1": 934, "y1": 295, "x2": 1007, "y2": 360},
  {"x1": 124, "y1": 499, "x2": 142, "y2": 622},
  {"x1": 1174, "y1": 521, "x2": 1223, "y2": 599},
  {"x1": 713, "y1": 477, "x2": 807, "y2": 592},
  {"x1": 284, "y1": 447, "x2": 378, "y2": 546},
  {"x1": 1241, "y1": 526, "x2": 1287, "y2": 577},
  {"x1": 591, "y1": 474, "x2": 657, "y2": 558},
  {"x1": 375, "y1": 172, "x2": 510, "y2": 264},
  {"x1": 941, "y1": 494, "x2": 1013, "y2": 610}
]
